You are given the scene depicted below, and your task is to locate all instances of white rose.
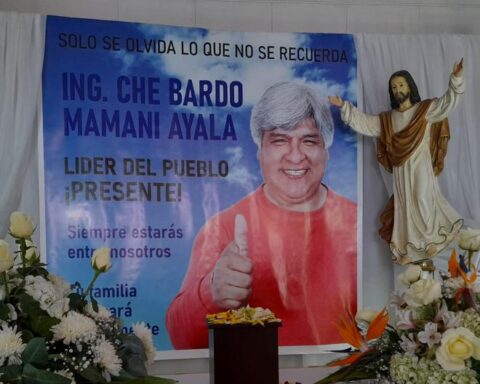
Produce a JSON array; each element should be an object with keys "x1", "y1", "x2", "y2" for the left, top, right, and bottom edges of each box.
[
  {"x1": 9, "y1": 211, "x2": 34, "y2": 238},
  {"x1": 355, "y1": 308, "x2": 381, "y2": 324},
  {"x1": 91, "y1": 247, "x2": 111, "y2": 272},
  {"x1": 398, "y1": 264, "x2": 422, "y2": 286},
  {"x1": 404, "y1": 277, "x2": 442, "y2": 307},
  {"x1": 0, "y1": 240, "x2": 14, "y2": 273},
  {"x1": 458, "y1": 228, "x2": 480, "y2": 252},
  {"x1": 436, "y1": 327, "x2": 480, "y2": 371}
]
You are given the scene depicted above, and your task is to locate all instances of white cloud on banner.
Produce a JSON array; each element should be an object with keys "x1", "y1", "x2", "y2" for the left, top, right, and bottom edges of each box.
[
  {"x1": 111, "y1": 27, "x2": 354, "y2": 110},
  {"x1": 347, "y1": 65, "x2": 357, "y2": 101},
  {"x1": 224, "y1": 146, "x2": 259, "y2": 190}
]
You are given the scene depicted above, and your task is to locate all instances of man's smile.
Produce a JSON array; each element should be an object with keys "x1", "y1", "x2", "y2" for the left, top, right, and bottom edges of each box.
[{"x1": 283, "y1": 168, "x2": 308, "y2": 177}]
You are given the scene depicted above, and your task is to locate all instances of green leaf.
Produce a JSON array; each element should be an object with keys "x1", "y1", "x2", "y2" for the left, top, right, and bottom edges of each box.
[
  {"x1": 114, "y1": 369, "x2": 137, "y2": 380},
  {"x1": 471, "y1": 358, "x2": 480, "y2": 374},
  {"x1": 116, "y1": 334, "x2": 150, "y2": 378},
  {"x1": 91, "y1": 296, "x2": 99, "y2": 312},
  {"x1": 31, "y1": 315, "x2": 60, "y2": 338},
  {"x1": 19, "y1": 265, "x2": 49, "y2": 278},
  {"x1": 21, "y1": 329, "x2": 35, "y2": 343},
  {"x1": 122, "y1": 355, "x2": 148, "y2": 377},
  {"x1": 23, "y1": 363, "x2": 71, "y2": 384},
  {"x1": 314, "y1": 366, "x2": 377, "y2": 384},
  {"x1": 17, "y1": 294, "x2": 43, "y2": 316},
  {"x1": 0, "y1": 302, "x2": 10, "y2": 320},
  {"x1": 0, "y1": 364, "x2": 23, "y2": 381},
  {"x1": 78, "y1": 366, "x2": 108, "y2": 383},
  {"x1": 68, "y1": 292, "x2": 86, "y2": 311},
  {"x1": 22, "y1": 338, "x2": 49, "y2": 366},
  {"x1": 314, "y1": 349, "x2": 381, "y2": 384},
  {"x1": 118, "y1": 334, "x2": 147, "y2": 355}
]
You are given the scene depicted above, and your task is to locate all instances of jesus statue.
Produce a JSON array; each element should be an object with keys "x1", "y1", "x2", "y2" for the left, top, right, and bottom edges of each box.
[{"x1": 329, "y1": 59, "x2": 464, "y2": 264}]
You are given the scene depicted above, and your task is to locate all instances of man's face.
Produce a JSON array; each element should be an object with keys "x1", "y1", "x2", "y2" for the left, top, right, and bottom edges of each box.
[
  {"x1": 390, "y1": 76, "x2": 411, "y2": 105},
  {"x1": 259, "y1": 118, "x2": 328, "y2": 209}
]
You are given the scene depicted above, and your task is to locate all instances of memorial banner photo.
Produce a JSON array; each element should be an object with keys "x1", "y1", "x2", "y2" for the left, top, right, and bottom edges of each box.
[{"x1": 41, "y1": 15, "x2": 360, "y2": 353}]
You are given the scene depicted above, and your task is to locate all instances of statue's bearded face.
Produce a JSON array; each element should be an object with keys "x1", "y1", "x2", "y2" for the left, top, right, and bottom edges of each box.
[{"x1": 390, "y1": 76, "x2": 411, "y2": 105}]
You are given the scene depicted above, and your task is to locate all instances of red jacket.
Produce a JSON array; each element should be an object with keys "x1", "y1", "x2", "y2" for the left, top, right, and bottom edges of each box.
[{"x1": 166, "y1": 186, "x2": 357, "y2": 349}]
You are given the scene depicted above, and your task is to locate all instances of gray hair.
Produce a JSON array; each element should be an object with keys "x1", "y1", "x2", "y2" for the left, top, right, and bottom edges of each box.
[{"x1": 250, "y1": 81, "x2": 334, "y2": 148}]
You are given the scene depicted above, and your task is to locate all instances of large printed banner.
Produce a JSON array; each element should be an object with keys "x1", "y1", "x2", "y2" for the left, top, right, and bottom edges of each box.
[{"x1": 42, "y1": 15, "x2": 359, "y2": 352}]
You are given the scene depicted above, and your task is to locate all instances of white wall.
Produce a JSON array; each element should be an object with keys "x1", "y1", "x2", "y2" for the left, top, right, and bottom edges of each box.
[
  {"x1": 1, "y1": 0, "x2": 480, "y2": 35},
  {"x1": 1, "y1": 0, "x2": 478, "y2": 383}
]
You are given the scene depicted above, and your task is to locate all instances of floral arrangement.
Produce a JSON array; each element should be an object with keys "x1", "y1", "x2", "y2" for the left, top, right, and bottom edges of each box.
[
  {"x1": 316, "y1": 228, "x2": 480, "y2": 384},
  {"x1": 0, "y1": 211, "x2": 175, "y2": 384},
  {"x1": 206, "y1": 305, "x2": 282, "y2": 326}
]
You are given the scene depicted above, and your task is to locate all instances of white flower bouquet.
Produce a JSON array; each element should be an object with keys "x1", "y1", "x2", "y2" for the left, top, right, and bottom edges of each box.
[
  {"x1": 316, "y1": 228, "x2": 480, "y2": 384},
  {"x1": 0, "y1": 212, "x2": 175, "y2": 384}
]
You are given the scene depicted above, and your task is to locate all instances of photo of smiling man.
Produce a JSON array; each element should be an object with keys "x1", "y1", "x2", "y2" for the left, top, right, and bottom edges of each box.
[{"x1": 166, "y1": 81, "x2": 357, "y2": 349}]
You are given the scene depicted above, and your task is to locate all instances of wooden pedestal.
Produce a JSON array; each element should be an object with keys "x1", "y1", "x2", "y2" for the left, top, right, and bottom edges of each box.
[{"x1": 208, "y1": 323, "x2": 281, "y2": 384}]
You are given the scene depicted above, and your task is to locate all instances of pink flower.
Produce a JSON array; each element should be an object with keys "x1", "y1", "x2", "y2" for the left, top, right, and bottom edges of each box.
[
  {"x1": 396, "y1": 309, "x2": 415, "y2": 330},
  {"x1": 400, "y1": 334, "x2": 417, "y2": 354},
  {"x1": 390, "y1": 291, "x2": 405, "y2": 307},
  {"x1": 418, "y1": 322, "x2": 442, "y2": 348}
]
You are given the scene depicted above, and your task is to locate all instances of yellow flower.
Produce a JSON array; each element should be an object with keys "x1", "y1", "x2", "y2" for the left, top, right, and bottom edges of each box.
[
  {"x1": 9, "y1": 211, "x2": 34, "y2": 238},
  {"x1": 436, "y1": 327, "x2": 480, "y2": 371},
  {"x1": 0, "y1": 240, "x2": 14, "y2": 273},
  {"x1": 404, "y1": 277, "x2": 442, "y2": 307},
  {"x1": 91, "y1": 247, "x2": 111, "y2": 272},
  {"x1": 458, "y1": 228, "x2": 480, "y2": 252}
]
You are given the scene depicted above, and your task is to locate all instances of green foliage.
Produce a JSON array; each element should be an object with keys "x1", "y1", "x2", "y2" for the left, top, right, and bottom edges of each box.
[
  {"x1": 117, "y1": 334, "x2": 150, "y2": 377},
  {"x1": 17, "y1": 294, "x2": 44, "y2": 317},
  {"x1": 30, "y1": 315, "x2": 59, "y2": 338},
  {"x1": 471, "y1": 358, "x2": 480, "y2": 378},
  {"x1": 23, "y1": 363, "x2": 71, "y2": 384},
  {"x1": 0, "y1": 364, "x2": 23, "y2": 381},
  {"x1": 118, "y1": 334, "x2": 148, "y2": 356},
  {"x1": 79, "y1": 366, "x2": 108, "y2": 383},
  {"x1": 68, "y1": 292, "x2": 86, "y2": 311},
  {"x1": 22, "y1": 338, "x2": 49, "y2": 366},
  {"x1": 0, "y1": 301, "x2": 10, "y2": 320},
  {"x1": 315, "y1": 367, "x2": 376, "y2": 384},
  {"x1": 90, "y1": 296, "x2": 99, "y2": 312}
]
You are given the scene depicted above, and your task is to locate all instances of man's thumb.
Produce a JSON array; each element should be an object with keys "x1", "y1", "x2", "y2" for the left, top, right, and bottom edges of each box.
[{"x1": 234, "y1": 214, "x2": 248, "y2": 257}]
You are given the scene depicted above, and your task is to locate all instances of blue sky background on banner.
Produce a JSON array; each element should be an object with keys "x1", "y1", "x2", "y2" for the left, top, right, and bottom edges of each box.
[{"x1": 43, "y1": 16, "x2": 357, "y2": 350}]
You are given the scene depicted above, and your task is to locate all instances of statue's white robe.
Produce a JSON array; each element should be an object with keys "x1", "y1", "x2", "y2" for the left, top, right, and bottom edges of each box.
[{"x1": 341, "y1": 74, "x2": 464, "y2": 263}]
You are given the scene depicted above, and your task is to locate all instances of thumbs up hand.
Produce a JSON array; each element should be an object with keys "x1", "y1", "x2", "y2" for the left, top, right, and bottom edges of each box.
[{"x1": 211, "y1": 214, "x2": 253, "y2": 309}]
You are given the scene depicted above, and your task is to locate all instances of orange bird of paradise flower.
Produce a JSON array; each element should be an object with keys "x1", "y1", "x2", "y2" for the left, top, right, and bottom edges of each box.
[
  {"x1": 449, "y1": 249, "x2": 477, "y2": 284},
  {"x1": 329, "y1": 309, "x2": 389, "y2": 367},
  {"x1": 448, "y1": 249, "x2": 477, "y2": 308}
]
